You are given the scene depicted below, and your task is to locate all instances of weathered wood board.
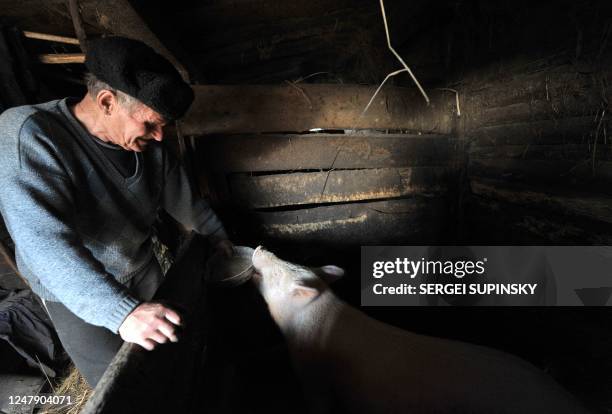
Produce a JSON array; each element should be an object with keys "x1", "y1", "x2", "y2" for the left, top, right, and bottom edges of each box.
[
  {"x1": 473, "y1": 101, "x2": 598, "y2": 127},
  {"x1": 466, "y1": 196, "x2": 612, "y2": 245},
  {"x1": 461, "y1": 66, "x2": 612, "y2": 245},
  {"x1": 463, "y1": 67, "x2": 604, "y2": 108},
  {"x1": 181, "y1": 85, "x2": 456, "y2": 134},
  {"x1": 199, "y1": 133, "x2": 455, "y2": 173},
  {"x1": 471, "y1": 178, "x2": 612, "y2": 225},
  {"x1": 469, "y1": 144, "x2": 612, "y2": 162},
  {"x1": 81, "y1": 235, "x2": 208, "y2": 414},
  {"x1": 466, "y1": 116, "x2": 599, "y2": 146},
  {"x1": 468, "y1": 159, "x2": 612, "y2": 185},
  {"x1": 229, "y1": 167, "x2": 452, "y2": 208},
  {"x1": 463, "y1": 68, "x2": 610, "y2": 129},
  {"x1": 242, "y1": 197, "x2": 450, "y2": 244}
]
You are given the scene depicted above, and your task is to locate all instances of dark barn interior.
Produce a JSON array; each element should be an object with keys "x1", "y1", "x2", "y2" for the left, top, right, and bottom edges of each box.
[{"x1": 0, "y1": 0, "x2": 611, "y2": 413}]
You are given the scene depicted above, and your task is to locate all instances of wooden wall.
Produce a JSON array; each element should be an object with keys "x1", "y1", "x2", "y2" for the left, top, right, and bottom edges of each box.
[
  {"x1": 196, "y1": 131, "x2": 460, "y2": 247},
  {"x1": 462, "y1": 63, "x2": 612, "y2": 244},
  {"x1": 185, "y1": 84, "x2": 460, "y2": 248},
  {"x1": 189, "y1": 65, "x2": 612, "y2": 248}
]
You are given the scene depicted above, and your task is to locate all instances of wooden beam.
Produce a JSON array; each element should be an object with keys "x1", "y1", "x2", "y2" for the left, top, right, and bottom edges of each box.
[
  {"x1": 22, "y1": 31, "x2": 80, "y2": 45},
  {"x1": 471, "y1": 178, "x2": 612, "y2": 224},
  {"x1": 67, "y1": 0, "x2": 88, "y2": 52},
  {"x1": 37, "y1": 53, "x2": 85, "y2": 64},
  {"x1": 181, "y1": 86, "x2": 456, "y2": 135},
  {"x1": 230, "y1": 167, "x2": 452, "y2": 209},
  {"x1": 466, "y1": 116, "x2": 596, "y2": 146},
  {"x1": 199, "y1": 133, "x2": 454, "y2": 173},
  {"x1": 464, "y1": 69, "x2": 601, "y2": 110},
  {"x1": 466, "y1": 195, "x2": 612, "y2": 244},
  {"x1": 84, "y1": 0, "x2": 189, "y2": 81},
  {"x1": 81, "y1": 235, "x2": 207, "y2": 414},
  {"x1": 462, "y1": 67, "x2": 609, "y2": 130},
  {"x1": 469, "y1": 159, "x2": 612, "y2": 185},
  {"x1": 243, "y1": 197, "x2": 450, "y2": 245},
  {"x1": 469, "y1": 144, "x2": 612, "y2": 162}
]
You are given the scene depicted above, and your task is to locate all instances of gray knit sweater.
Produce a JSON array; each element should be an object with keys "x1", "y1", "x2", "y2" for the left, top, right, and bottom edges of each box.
[{"x1": 0, "y1": 98, "x2": 228, "y2": 333}]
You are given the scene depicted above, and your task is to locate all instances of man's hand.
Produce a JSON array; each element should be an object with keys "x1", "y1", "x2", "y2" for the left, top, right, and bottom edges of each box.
[
  {"x1": 118, "y1": 302, "x2": 183, "y2": 351},
  {"x1": 214, "y1": 239, "x2": 234, "y2": 258}
]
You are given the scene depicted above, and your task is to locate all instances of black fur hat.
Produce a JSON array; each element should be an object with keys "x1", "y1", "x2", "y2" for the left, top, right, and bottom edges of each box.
[{"x1": 85, "y1": 36, "x2": 194, "y2": 121}]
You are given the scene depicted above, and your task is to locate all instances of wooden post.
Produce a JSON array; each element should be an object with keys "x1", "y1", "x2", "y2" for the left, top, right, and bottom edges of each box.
[{"x1": 81, "y1": 234, "x2": 209, "y2": 414}]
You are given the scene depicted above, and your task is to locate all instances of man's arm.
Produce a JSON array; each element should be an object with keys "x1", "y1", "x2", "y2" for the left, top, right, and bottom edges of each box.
[
  {"x1": 161, "y1": 148, "x2": 231, "y2": 251},
  {"x1": 0, "y1": 116, "x2": 139, "y2": 333},
  {"x1": 0, "y1": 116, "x2": 182, "y2": 349}
]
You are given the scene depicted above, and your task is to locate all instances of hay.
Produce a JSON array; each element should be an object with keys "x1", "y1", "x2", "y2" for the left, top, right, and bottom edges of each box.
[
  {"x1": 40, "y1": 366, "x2": 92, "y2": 414},
  {"x1": 361, "y1": 0, "x2": 430, "y2": 118},
  {"x1": 152, "y1": 234, "x2": 173, "y2": 275}
]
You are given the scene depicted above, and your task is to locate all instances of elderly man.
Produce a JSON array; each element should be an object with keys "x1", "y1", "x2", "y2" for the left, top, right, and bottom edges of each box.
[{"x1": 0, "y1": 37, "x2": 232, "y2": 387}]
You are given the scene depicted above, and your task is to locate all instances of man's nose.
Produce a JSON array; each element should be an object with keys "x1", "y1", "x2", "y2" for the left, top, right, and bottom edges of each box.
[{"x1": 151, "y1": 127, "x2": 163, "y2": 141}]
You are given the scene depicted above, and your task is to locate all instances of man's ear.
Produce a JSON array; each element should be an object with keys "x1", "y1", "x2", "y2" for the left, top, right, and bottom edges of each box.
[
  {"x1": 97, "y1": 89, "x2": 117, "y2": 115},
  {"x1": 313, "y1": 265, "x2": 345, "y2": 284}
]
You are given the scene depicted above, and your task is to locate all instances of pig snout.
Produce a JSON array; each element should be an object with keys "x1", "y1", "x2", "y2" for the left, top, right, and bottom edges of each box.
[{"x1": 252, "y1": 245, "x2": 274, "y2": 270}]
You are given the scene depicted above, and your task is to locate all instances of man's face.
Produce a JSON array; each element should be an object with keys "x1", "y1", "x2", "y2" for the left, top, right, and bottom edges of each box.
[{"x1": 108, "y1": 101, "x2": 167, "y2": 152}]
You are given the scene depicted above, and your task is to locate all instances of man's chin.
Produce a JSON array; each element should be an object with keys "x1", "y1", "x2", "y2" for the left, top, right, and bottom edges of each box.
[{"x1": 131, "y1": 139, "x2": 149, "y2": 152}]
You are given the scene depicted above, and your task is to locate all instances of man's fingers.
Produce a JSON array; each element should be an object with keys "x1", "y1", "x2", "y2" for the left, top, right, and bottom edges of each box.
[
  {"x1": 139, "y1": 338, "x2": 156, "y2": 351},
  {"x1": 156, "y1": 320, "x2": 179, "y2": 342},
  {"x1": 119, "y1": 302, "x2": 184, "y2": 349},
  {"x1": 163, "y1": 308, "x2": 182, "y2": 326},
  {"x1": 149, "y1": 330, "x2": 168, "y2": 344},
  {"x1": 215, "y1": 239, "x2": 234, "y2": 258}
]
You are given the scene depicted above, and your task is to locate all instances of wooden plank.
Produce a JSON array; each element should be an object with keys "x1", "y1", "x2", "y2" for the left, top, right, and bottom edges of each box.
[
  {"x1": 467, "y1": 116, "x2": 597, "y2": 146},
  {"x1": 476, "y1": 101, "x2": 595, "y2": 126},
  {"x1": 37, "y1": 53, "x2": 85, "y2": 64},
  {"x1": 477, "y1": 101, "x2": 560, "y2": 127},
  {"x1": 22, "y1": 31, "x2": 80, "y2": 44},
  {"x1": 463, "y1": 68, "x2": 608, "y2": 129},
  {"x1": 469, "y1": 159, "x2": 577, "y2": 182},
  {"x1": 469, "y1": 144, "x2": 612, "y2": 162},
  {"x1": 67, "y1": 0, "x2": 88, "y2": 52},
  {"x1": 466, "y1": 195, "x2": 612, "y2": 245},
  {"x1": 199, "y1": 133, "x2": 455, "y2": 172},
  {"x1": 82, "y1": 0, "x2": 189, "y2": 81},
  {"x1": 245, "y1": 198, "x2": 450, "y2": 244},
  {"x1": 229, "y1": 167, "x2": 452, "y2": 208},
  {"x1": 0, "y1": 374, "x2": 46, "y2": 413},
  {"x1": 82, "y1": 235, "x2": 207, "y2": 414},
  {"x1": 469, "y1": 159, "x2": 612, "y2": 185},
  {"x1": 471, "y1": 178, "x2": 612, "y2": 225},
  {"x1": 464, "y1": 68, "x2": 609, "y2": 114},
  {"x1": 181, "y1": 85, "x2": 456, "y2": 134},
  {"x1": 466, "y1": 77, "x2": 596, "y2": 117}
]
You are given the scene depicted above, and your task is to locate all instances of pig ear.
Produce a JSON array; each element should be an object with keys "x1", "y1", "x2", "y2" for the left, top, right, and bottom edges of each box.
[{"x1": 313, "y1": 265, "x2": 345, "y2": 283}]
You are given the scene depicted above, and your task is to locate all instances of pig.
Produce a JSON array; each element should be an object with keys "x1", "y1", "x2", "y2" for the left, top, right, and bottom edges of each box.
[{"x1": 251, "y1": 246, "x2": 591, "y2": 414}]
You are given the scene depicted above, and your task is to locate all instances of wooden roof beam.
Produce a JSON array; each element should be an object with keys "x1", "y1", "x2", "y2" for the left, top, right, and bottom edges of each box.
[
  {"x1": 79, "y1": 0, "x2": 190, "y2": 82},
  {"x1": 180, "y1": 84, "x2": 457, "y2": 135}
]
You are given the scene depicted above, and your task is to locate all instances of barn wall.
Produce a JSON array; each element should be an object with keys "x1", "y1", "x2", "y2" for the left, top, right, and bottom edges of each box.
[
  {"x1": 196, "y1": 131, "x2": 461, "y2": 247},
  {"x1": 461, "y1": 63, "x2": 612, "y2": 244},
  {"x1": 191, "y1": 62, "x2": 612, "y2": 248},
  {"x1": 180, "y1": 83, "x2": 460, "y2": 249}
]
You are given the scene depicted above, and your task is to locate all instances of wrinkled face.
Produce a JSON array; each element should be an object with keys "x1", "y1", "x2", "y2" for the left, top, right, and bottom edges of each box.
[{"x1": 107, "y1": 101, "x2": 167, "y2": 152}]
